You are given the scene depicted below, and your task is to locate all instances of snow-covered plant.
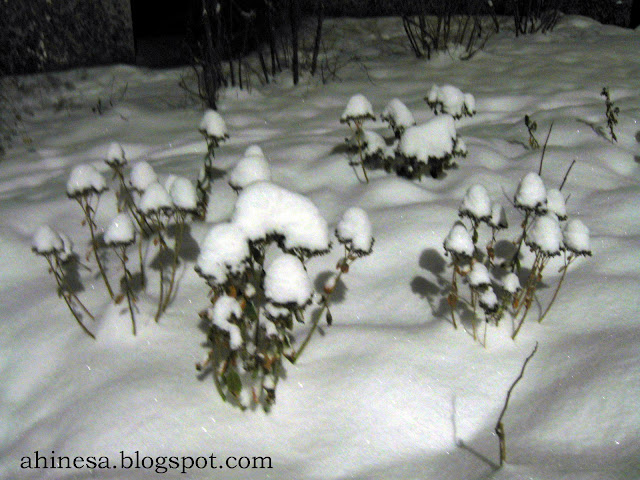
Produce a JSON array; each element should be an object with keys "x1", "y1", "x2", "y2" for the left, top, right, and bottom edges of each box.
[
  {"x1": 340, "y1": 94, "x2": 376, "y2": 183},
  {"x1": 381, "y1": 98, "x2": 415, "y2": 138},
  {"x1": 104, "y1": 141, "x2": 128, "y2": 211},
  {"x1": 67, "y1": 163, "x2": 114, "y2": 299},
  {"x1": 425, "y1": 85, "x2": 476, "y2": 120},
  {"x1": 104, "y1": 213, "x2": 137, "y2": 335},
  {"x1": 195, "y1": 182, "x2": 373, "y2": 411},
  {"x1": 197, "y1": 109, "x2": 229, "y2": 218},
  {"x1": 441, "y1": 175, "x2": 592, "y2": 345},
  {"x1": 601, "y1": 87, "x2": 619, "y2": 143},
  {"x1": 395, "y1": 115, "x2": 467, "y2": 179},
  {"x1": 228, "y1": 145, "x2": 271, "y2": 192},
  {"x1": 346, "y1": 129, "x2": 393, "y2": 172},
  {"x1": 524, "y1": 115, "x2": 539, "y2": 149},
  {"x1": 32, "y1": 225, "x2": 96, "y2": 339}
]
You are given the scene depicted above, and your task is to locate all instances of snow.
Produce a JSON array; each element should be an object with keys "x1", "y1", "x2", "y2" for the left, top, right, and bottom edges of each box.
[
  {"x1": 489, "y1": 202, "x2": 508, "y2": 230},
  {"x1": 546, "y1": 188, "x2": 567, "y2": 220},
  {"x1": 263, "y1": 254, "x2": 313, "y2": 307},
  {"x1": 104, "y1": 213, "x2": 136, "y2": 246},
  {"x1": 195, "y1": 223, "x2": 249, "y2": 285},
  {"x1": 426, "y1": 84, "x2": 476, "y2": 118},
  {"x1": 398, "y1": 115, "x2": 458, "y2": 162},
  {"x1": 211, "y1": 295, "x2": 243, "y2": 350},
  {"x1": 3, "y1": 15, "x2": 640, "y2": 480},
  {"x1": 336, "y1": 207, "x2": 373, "y2": 254},
  {"x1": 381, "y1": 98, "x2": 416, "y2": 135},
  {"x1": 169, "y1": 177, "x2": 198, "y2": 212},
  {"x1": 228, "y1": 150, "x2": 271, "y2": 191},
  {"x1": 340, "y1": 93, "x2": 375, "y2": 123},
  {"x1": 32, "y1": 225, "x2": 63, "y2": 254},
  {"x1": 526, "y1": 214, "x2": 564, "y2": 256},
  {"x1": 232, "y1": 181, "x2": 330, "y2": 254},
  {"x1": 459, "y1": 184, "x2": 492, "y2": 222},
  {"x1": 501, "y1": 272, "x2": 521, "y2": 294},
  {"x1": 138, "y1": 182, "x2": 173, "y2": 214},
  {"x1": 105, "y1": 141, "x2": 126, "y2": 166},
  {"x1": 129, "y1": 161, "x2": 157, "y2": 192},
  {"x1": 66, "y1": 163, "x2": 107, "y2": 197},
  {"x1": 199, "y1": 109, "x2": 229, "y2": 140},
  {"x1": 563, "y1": 219, "x2": 592, "y2": 256},
  {"x1": 479, "y1": 287, "x2": 498, "y2": 313},
  {"x1": 444, "y1": 221, "x2": 474, "y2": 258},
  {"x1": 468, "y1": 262, "x2": 491, "y2": 288},
  {"x1": 514, "y1": 171, "x2": 548, "y2": 212}
]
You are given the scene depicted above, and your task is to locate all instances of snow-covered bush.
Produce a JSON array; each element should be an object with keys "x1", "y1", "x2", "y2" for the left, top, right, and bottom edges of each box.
[
  {"x1": 381, "y1": 98, "x2": 415, "y2": 138},
  {"x1": 197, "y1": 109, "x2": 229, "y2": 218},
  {"x1": 425, "y1": 85, "x2": 476, "y2": 120},
  {"x1": 32, "y1": 225, "x2": 96, "y2": 339},
  {"x1": 340, "y1": 94, "x2": 376, "y2": 183},
  {"x1": 395, "y1": 115, "x2": 467, "y2": 179},
  {"x1": 195, "y1": 182, "x2": 374, "y2": 410},
  {"x1": 442, "y1": 173, "x2": 592, "y2": 345},
  {"x1": 228, "y1": 145, "x2": 271, "y2": 192}
]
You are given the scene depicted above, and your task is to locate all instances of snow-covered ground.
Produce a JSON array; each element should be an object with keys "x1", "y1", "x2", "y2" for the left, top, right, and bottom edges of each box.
[{"x1": 2, "y1": 15, "x2": 640, "y2": 480}]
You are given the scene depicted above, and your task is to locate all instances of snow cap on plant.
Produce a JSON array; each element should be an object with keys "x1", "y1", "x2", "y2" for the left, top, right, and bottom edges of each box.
[
  {"x1": 336, "y1": 207, "x2": 374, "y2": 256},
  {"x1": 488, "y1": 202, "x2": 508, "y2": 230},
  {"x1": 58, "y1": 233, "x2": 74, "y2": 262},
  {"x1": 398, "y1": 115, "x2": 459, "y2": 163},
  {"x1": 211, "y1": 295, "x2": 243, "y2": 350},
  {"x1": 444, "y1": 221, "x2": 474, "y2": 258},
  {"x1": 199, "y1": 109, "x2": 229, "y2": 143},
  {"x1": 479, "y1": 287, "x2": 499, "y2": 314},
  {"x1": 67, "y1": 164, "x2": 107, "y2": 198},
  {"x1": 425, "y1": 84, "x2": 476, "y2": 119},
  {"x1": 232, "y1": 182, "x2": 330, "y2": 256},
  {"x1": 139, "y1": 182, "x2": 173, "y2": 214},
  {"x1": 546, "y1": 189, "x2": 567, "y2": 221},
  {"x1": 525, "y1": 214, "x2": 563, "y2": 256},
  {"x1": 562, "y1": 219, "x2": 591, "y2": 256},
  {"x1": 514, "y1": 172, "x2": 547, "y2": 213},
  {"x1": 229, "y1": 149, "x2": 271, "y2": 192},
  {"x1": 264, "y1": 254, "x2": 313, "y2": 308},
  {"x1": 32, "y1": 225, "x2": 64, "y2": 255},
  {"x1": 468, "y1": 262, "x2": 491, "y2": 289},
  {"x1": 381, "y1": 98, "x2": 415, "y2": 136},
  {"x1": 105, "y1": 142, "x2": 126, "y2": 167},
  {"x1": 501, "y1": 272, "x2": 521, "y2": 294},
  {"x1": 104, "y1": 213, "x2": 136, "y2": 247},
  {"x1": 195, "y1": 222, "x2": 250, "y2": 286},
  {"x1": 169, "y1": 177, "x2": 198, "y2": 213},
  {"x1": 129, "y1": 161, "x2": 157, "y2": 193},
  {"x1": 340, "y1": 94, "x2": 375, "y2": 124},
  {"x1": 459, "y1": 184, "x2": 492, "y2": 223}
]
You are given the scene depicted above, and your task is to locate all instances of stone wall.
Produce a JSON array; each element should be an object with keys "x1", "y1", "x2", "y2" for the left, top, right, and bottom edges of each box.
[{"x1": 0, "y1": 0, "x2": 134, "y2": 75}]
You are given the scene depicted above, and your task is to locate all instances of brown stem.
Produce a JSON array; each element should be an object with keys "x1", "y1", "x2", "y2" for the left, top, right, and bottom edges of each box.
[
  {"x1": 79, "y1": 197, "x2": 114, "y2": 298},
  {"x1": 538, "y1": 255, "x2": 572, "y2": 323}
]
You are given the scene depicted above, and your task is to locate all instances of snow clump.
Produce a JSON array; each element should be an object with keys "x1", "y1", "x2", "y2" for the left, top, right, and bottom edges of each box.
[
  {"x1": 340, "y1": 94, "x2": 375, "y2": 124},
  {"x1": 426, "y1": 84, "x2": 476, "y2": 119},
  {"x1": 229, "y1": 148, "x2": 271, "y2": 191},
  {"x1": 129, "y1": 161, "x2": 157, "y2": 193},
  {"x1": 468, "y1": 262, "x2": 491, "y2": 288},
  {"x1": 381, "y1": 98, "x2": 416, "y2": 137},
  {"x1": 336, "y1": 207, "x2": 374, "y2": 255},
  {"x1": 444, "y1": 221, "x2": 474, "y2": 258},
  {"x1": 211, "y1": 295, "x2": 243, "y2": 350},
  {"x1": 479, "y1": 287, "x2": 499, "y2": 313},
  {"x1": 264, "y1": 254, "x2": 313, "y2": 308},
  {"x1": 459, "y1": 184, "x2": 492, "y2": 223},
  {"x1": 514, "y1": 172, "x2": 547, "y2": 213},
  {"x1": 67, "y1": 164, "x2": 107, "y2": 198},
  {"x1": 139, "y1": 182, "x2": 173, "y2": 214},
  {"x1": 32, "y1": 225, "x2": 64, "y2": 255},
  {"x1": 399, "y1": 115, "x2": 458, "y2": 162},
  {"x1": 169, "y1": 177, "x2": 198, "y2": 213},
  {"x1": 104, "y1": 213, "x2": 136, "y2": 246},
  {"x1": 105, "y1": 142, "x2": 126, "y2": 167},
  {"x1": 232, "y1": 182, "x2": 330, "y2": 256},
  {"x1": 501, "y1": 272, "x2": 521, "y2": 294},
  {"x1": 563, "y1": 219, "x2": 591, "y2": 256},
  {"x1": 489, "y1": 202, "x2": 508, "y2": 230},
  {"x1": 546, "y1": 188, "x2": 567, "y2": 220},
  {"x1": 199, "y1": 109, "x2": 229, "y2": 143},
  {"x1": 526, "y1": 214, "x2": 563, "y2": 256},
  {"x1": 195, "y1": 223, "x2": 250, "y2": 285}
]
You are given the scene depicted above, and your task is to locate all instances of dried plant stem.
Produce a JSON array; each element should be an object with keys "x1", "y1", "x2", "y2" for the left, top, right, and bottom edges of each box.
[
  {"x1": 559, "y1": 159, "x2": 576, "y2": 192},
  {"x1": 537, "y1": 122, "x2": 554, "y2": 175},
  {"x1": 495, "y1": 342, "x2": 538, "y2": 467},
  {"x1": 116, "y1": 246, "x2": 137, "y2": 335},
  {"x1": 162, "y1": 213, "x2": 186, "y2": 312},
  {"x1": 77, "y1": 197, "x2": 114, "y2": 298},
  {"x1": 538, "y1": 254, "x2": 573, "y2": 324}
]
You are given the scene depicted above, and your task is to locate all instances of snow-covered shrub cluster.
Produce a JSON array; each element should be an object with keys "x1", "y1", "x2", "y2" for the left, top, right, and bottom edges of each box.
[
  {"x1": 195, "y1": 182, "x2": 373, "y2": 410},
  {"x1": 443, "y1": 172, "x2": 592, "y2": 345},
  {"x1": 341, "y1": 88, "x2": 472, "y2": 181},
  {"x1": 197, "y1": 109, "x2": 229, "y2": 217}
]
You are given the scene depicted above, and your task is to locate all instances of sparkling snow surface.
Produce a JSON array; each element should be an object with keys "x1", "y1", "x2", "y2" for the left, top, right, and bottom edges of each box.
[{"x1": 2, "y1": 15, "x2": 640, "y2": 480}]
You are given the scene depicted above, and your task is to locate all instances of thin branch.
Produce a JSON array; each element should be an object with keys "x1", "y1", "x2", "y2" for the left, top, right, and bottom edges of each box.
[
  {"x1": 559, "y1": 159, "x2": 576, "y2": 191},
  {"x1": 537, "y1": 122, "x2": 554, "y2": 175}
]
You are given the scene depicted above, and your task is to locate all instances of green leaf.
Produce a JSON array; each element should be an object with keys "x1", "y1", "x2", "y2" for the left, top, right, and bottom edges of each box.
[{"x1": 224, "y1": 369, "x2": 242, "y2": 396}]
